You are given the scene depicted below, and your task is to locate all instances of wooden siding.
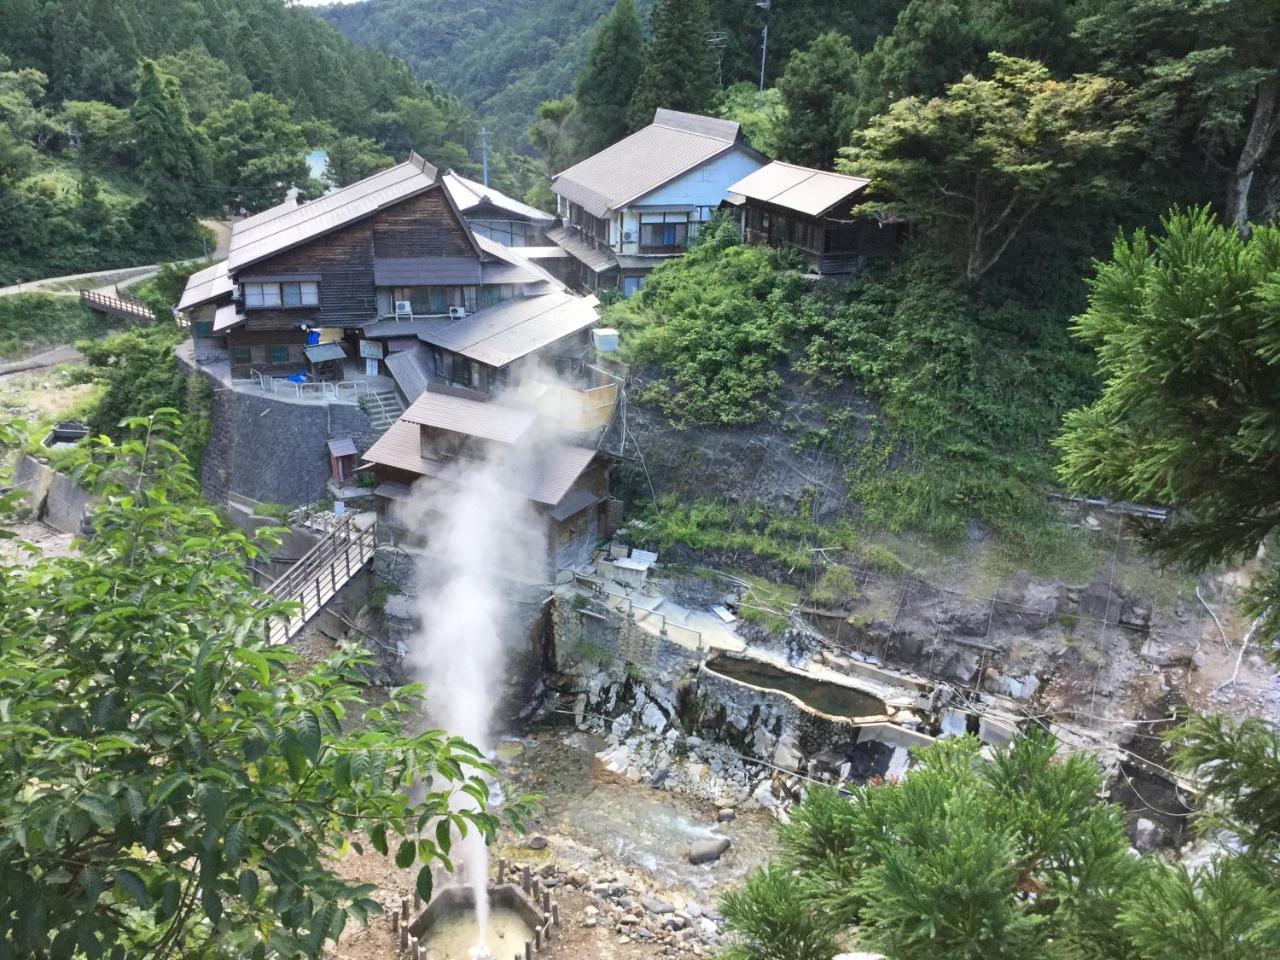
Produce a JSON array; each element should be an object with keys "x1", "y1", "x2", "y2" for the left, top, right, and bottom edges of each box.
[{"x1": 239, "y1": 186, "x2": 478, "y2": 333}]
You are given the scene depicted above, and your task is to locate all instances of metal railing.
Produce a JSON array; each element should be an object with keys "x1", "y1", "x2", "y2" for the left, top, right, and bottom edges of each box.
[
  {"x1": 259, "y1": 513, "x2": 377, "y2": 646},
  {"x1": 245, "y1": 370, "x2": 370, "y2": 403}
]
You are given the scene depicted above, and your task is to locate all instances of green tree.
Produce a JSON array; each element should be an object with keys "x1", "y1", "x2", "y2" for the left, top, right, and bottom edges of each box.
[
  {"x1": 1077, "y1": 0, "x2": 1280, "y2": 232},
  {"x1": 775, "y1": 31, "x2": 860, "y2": 167},
  {"x1": 718, "y1": 865, "x2": 842, "y2": 960},
  {"x1": 718, "y1": 82, "x2": 786, "y2": 158},
  {"x1": 130, "y1": 59, "x2": 205, "y2": 242},
  {"x1": 325, "y1": 134, "x2": 395, "y2": 188},
  {"x1": 721, "y1": 733, "x2": 1140, "y2": 960},
  {"x1": 842, "y1": 54, "x2": 1136, "y2": 281},
  {"x1": 154, "y1": 44, "x2": 254, "y2": 123},
  {"x1": 526, "y1": 95, "x2": 581, "y2": 208},
  {"x1": 1056, "y1": 207, "x2": 1280, "y2": 644},
  {"x1": 627, "y1": 0, "x2": 719, "y2": 129},
  {"x1": 201, "y1": 93, "x2": 309, "y2": 211},
  {"x1": 0, "y1": 411, "x2": 520, "y2": 959},
  {"x1": 575, "y1": 0, "x2": 645, "y2": 156},
  {"x1": 60, "y1": 100, "x2": 137, "y2": 169}
]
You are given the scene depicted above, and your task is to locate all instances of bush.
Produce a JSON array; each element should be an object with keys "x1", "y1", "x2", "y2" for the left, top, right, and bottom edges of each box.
[{"x1": 0, "y1": 294, "x2": 102, "y2": 359}]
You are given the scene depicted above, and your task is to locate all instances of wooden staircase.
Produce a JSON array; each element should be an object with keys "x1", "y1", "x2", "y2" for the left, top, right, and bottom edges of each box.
[{"x1": 260, "y1": 513, "x2": 377, "y2": 645}]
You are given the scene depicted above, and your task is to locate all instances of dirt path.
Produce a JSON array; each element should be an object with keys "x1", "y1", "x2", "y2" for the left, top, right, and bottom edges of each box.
[{"x1": 0, "y1": 344, "x2": 83, "y2": 378}]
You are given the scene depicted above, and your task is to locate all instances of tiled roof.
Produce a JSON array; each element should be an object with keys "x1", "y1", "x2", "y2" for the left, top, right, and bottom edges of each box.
[
  {"x1": 178, "y1": 260, "x2": 233, "y2": 311},
  {"x1": 226, "y1": 153, "x2": 439, "y2": 272},
  {"x1": 727, "y1": 161, "x2": 871, "y2": 218},
  {"x1": 421, "y1": 292, "x2": 599, "y2": 368},
  {"x1": 552, "y1": 110, "x2": 746, "y2": 219},
  {"x1": 443, "y1": 171, "x2": 555, "y2": 223}
]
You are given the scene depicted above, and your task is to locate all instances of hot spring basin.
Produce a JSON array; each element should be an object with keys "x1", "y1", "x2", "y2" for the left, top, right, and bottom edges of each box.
[
  {"x1": 704, "y1": 653, "x2": 889, "y2": 720},
  {"x1": 411, "y1": 884, "x2": 540, "y2": 960}
]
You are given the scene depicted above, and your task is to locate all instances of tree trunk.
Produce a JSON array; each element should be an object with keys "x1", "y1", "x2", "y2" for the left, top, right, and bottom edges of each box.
[{"x1": 1228, "y1": 73, "x2": 1280, "y2": 235}]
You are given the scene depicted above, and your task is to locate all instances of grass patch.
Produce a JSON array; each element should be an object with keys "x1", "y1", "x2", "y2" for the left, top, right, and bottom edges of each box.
[
  {"x1": 636, "y1": 493, "x2": 858, "y2": 574},
  {"x1": 735, "y1": 574, "x2": 800, "y2": 634},
  {"x1": 0, "y1": 295, "x2": 107, "y2": 360}
]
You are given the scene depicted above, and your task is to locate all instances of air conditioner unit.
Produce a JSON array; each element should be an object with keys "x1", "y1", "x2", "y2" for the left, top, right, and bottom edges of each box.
[
  {"x1": 394, "y1": 300, "x2": 413, "y2": 318},
  {"x1": 448, "y1": 306, "x2": 467, "y2": 320},
  {"x1": 622, "y1": 231, "x2": 634, "y2": 241}
]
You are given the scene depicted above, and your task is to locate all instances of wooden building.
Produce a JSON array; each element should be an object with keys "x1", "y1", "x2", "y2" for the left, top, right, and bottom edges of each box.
[
  {"x1": 548, "y1": 110, "x2": 767, "y2": 296},
  {"x1": 361, "y1": 392, "x2": 613, "y2": 571},
  {"x1": 726, "y1": 161, "x2": 905, "y2": 275}
]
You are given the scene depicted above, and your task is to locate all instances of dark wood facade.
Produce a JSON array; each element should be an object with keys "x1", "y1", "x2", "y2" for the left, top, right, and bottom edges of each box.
[
  {"x1": 227, "y1": 186, "x2": 480, "y2": 378},
  {"x1": 741, "y1": 200, "x2": 904, "y2": 275}
]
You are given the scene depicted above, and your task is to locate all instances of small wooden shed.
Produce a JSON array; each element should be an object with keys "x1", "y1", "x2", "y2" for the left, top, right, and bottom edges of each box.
[
  {"x1": 305, "y1": 342, "x2": 347, "y2": 382},
  {"x1": 327, "y1": 437, "x2": 358, "y2": 485}
]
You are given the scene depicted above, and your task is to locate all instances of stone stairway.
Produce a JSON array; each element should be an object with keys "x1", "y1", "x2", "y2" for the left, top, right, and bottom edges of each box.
[{"x1": 363, "y1": 387, "x2": 405, "y2": 432}]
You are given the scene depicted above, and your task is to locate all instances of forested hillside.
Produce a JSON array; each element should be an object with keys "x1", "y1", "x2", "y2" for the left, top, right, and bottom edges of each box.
[
  {"x1": 0, "y1": 0, "x2": 525, "y2": 283},
  {"x1": 318, "y1": 0, "x2": 903, "y2": 147}
]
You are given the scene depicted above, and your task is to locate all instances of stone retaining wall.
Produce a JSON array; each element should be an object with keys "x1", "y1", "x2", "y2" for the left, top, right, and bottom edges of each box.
[{"x1": 12, "y1": 455, "x2": 97, "y2": 534}]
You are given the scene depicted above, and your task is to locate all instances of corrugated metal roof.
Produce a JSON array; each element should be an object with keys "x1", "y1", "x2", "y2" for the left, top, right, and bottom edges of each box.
[
  {"x1": 547, "y1": 227, "x2": 618, "y2": 273},
  {"x1": 552, "y1": 110, "x2": 745, "y2": 218},
  {"x1": 226, "y1": 154, "x2": 439, "y2": 272},
  {"x1": 480, "y1": 260, "x2": 543, "y2": 285},
  {"x1": 474, "y1": 234, "x2": 564, "y2": 288},
  {"x1": 384, "y1": 346, "x2": 432, "y2": 404},
  {"x1": 520, "y1": 246, "x2": 571, "y2": 260},
  {"x1": 443, "y1": 171, "x2": 555, "y2": 223},
  {"x1": 727, "y1": 161, "x2": 871, "y2": 218},
  {"x1": 361, "y1": 419, "x2": 598, "y2": 506},
  {"x1": 373, "y1": 256, "x2": 483, "y2": 286},
  {"x1": 422, "y1": 292, "x2": 599, "y2": 368},
  {"x1": 179, "y1": 260, "x2": 233, "y2": 311},
  {"x1": 400, "y1": 391, "x2": 535, "y2": 444},
  {"x1": 363, "y1": 317, "x2": 448, "y2": 339},
  {"x1": 549, "y1": 486, "x2": 604, "y2": 522},
  {"x1": 305, "y1": 343, "x2": 347, "y2": 363},
  {"x1": 328, "y1": 437, "x2": 357, "y2": 457},
  {"x1": 213, "y1": 302, "x2": 244, "y2": 332}
]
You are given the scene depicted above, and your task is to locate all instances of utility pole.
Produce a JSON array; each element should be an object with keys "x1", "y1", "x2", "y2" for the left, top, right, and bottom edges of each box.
[
  {"x1": 757, "y1": 0, "x2": 772, "y2": 105},
  {"x1": 479, "y1": 127, "x2": 491, "y2": 186}
]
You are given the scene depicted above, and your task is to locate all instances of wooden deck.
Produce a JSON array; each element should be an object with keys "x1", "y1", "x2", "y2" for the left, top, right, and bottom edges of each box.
[
  {"x1": 260, "y1": 513, "x2": 377, "y2": 645},
  {"x1": 79, "y1": 289, "x2": 155, "y2": 324}
]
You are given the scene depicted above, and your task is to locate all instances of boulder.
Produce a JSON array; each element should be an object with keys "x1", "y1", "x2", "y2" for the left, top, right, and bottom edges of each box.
[
  {"x1": 689, "y1": 838, "x2": 731, "y2": 865},
  {"x1": 1132, "y1": 817, "x2": 1165, "y2": 851}
]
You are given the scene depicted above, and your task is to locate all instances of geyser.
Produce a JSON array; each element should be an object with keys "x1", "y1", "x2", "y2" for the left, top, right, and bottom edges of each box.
[{"x1": 403, "y1": 403, "x2": 549, "y2": 948}]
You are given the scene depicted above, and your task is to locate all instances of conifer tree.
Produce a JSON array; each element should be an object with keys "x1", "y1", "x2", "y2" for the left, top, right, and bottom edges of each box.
[
  {"x1": 576, "y1": 0, "x2": 645, "y2": 155},
  {"x1": 131, "y1": 59, "x2": 205, "y2": 244},
  {"x1": 627, "y1": 0, "x2": 719, "y2": 129}
]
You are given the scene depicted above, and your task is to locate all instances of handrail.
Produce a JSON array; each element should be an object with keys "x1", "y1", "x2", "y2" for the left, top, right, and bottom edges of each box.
[{"x1": 80, "y1": 288, "x2": 154, "y2": 321}]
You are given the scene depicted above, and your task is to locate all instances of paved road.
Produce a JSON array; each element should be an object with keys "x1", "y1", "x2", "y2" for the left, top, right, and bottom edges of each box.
[{"x1": 0, "y1": 218, "x2": 232, "y2": 298}]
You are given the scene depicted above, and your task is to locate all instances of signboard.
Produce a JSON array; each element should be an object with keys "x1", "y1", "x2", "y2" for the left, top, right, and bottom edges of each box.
[{"x1": 358, "y1": 339, "x2": 385, "y2": 359}]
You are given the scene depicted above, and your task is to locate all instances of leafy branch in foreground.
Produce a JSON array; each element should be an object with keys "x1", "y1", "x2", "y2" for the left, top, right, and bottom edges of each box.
[{"x1": 0, "y1": 410, "x2": 529, "y2": 959}]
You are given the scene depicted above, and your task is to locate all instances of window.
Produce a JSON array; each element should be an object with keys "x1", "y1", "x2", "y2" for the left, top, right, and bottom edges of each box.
[
  {"x1": 193, "y1": 320, "x2": 214, "y2": 338},
  {"x1": 230, "y1": 345, "x2": 251, "y2": 366},
  {"x1": 244, "y1": 281, "x2": 317, "y2": 308},
  {"x1": 639, "y1": 214, "x2": 690, "y2": 251},
  {"x1": 243, "y1": 283, "x2": 281, "y2": 308},
  {"x1": 622, "y1": 276, "x2": 644, "y2": 297},
  {"x1": 270, "y1": 344, "x2": 290, "y2": 364},
  {"x1": 281, "y1": 281, "x2": 319, "y2": 307}
]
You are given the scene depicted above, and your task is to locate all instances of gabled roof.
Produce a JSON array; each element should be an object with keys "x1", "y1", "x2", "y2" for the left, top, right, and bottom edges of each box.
[
  {"x1": 178, "y1": 260, "x2": 233, "y2": 311},
  {"x1": 361, "y1": 418, "x2": 598, "y2": 507},
  {"x1": 552, "y1": 109, "x2": 755, "y2": 219},
  {"x1": 384, "y1": 345, "x2": 432, "y2": 404},
  {"x1": 443, "y1": 170, "x2": 555, "y2": 223},
  {"x1": 400, "y1": 391, "x2": 535, "y2": 444},
  {"x1": 421, "y1": 292, "x2": 599, "y2": 368},
  {"x1": 226, "y1": 153, "x2": 440, "y2": 272},
  {"x1": 727, "y1": 161, "x2": 871, "y2": 219}
]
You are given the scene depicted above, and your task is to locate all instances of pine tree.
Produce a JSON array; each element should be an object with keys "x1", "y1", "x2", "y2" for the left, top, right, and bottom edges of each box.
[
  {"x1": 627, "y1": 0, "x2": 719, "y2": 130},
  {"x1": 131, "y1": 59, "x2": 204, "y2": 245},
  {"x1": 575, "y1": 0, "x2": 645, "y2": 155}
]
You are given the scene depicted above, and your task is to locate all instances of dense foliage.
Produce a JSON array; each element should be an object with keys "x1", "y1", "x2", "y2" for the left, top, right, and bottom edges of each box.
[
  {"x1": 0, "y1": 0, "x2": 506, "y2": 282},
  {"x1": 1057, "y1": 208, "x2": 1280, "y2": 643},
  {"x1": 0, "y1": 294, "x2": 104, "y2": 360},
  {"x1": 0, "y1": 412, "x2": 524, "y2": 958},
  {"x1": 720, "y1": 731, "x2": 1280, "y2": 959}
]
